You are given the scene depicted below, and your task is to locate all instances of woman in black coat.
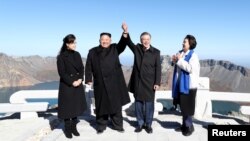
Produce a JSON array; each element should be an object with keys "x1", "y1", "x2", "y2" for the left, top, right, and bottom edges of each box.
[{"x1": 57, "y1": 34, "x2": 87, "y2": 139}]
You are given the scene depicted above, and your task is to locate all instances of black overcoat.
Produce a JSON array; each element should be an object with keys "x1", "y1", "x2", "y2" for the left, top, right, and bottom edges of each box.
[
  {"x1": 57, "y1": 50, "x2": 87, "y2": 119},
  {"x1": 85, "y1": 35, "x2": 130, "y2": 116},
  {"x1": 126, "y1": 34, "x2": 161, "y2": 102}
]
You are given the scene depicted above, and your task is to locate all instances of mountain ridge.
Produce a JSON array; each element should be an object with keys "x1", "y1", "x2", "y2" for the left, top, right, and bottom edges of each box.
[{"x1": 0, "y1": 53, "x2": 249, "y2": 93}]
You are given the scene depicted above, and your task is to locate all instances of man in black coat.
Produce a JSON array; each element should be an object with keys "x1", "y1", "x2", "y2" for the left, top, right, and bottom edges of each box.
[
  {"x1": 85, "y1": 24, "x2": 130, "y2": 134},
  {"x1": 123, "y1": 23, "x2": 161, "y2": 134}
]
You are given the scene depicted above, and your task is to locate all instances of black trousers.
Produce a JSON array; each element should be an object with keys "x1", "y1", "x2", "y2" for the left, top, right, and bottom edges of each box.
[{"x1": 96, "y1": 111, "x2": 123, "y2": 130}]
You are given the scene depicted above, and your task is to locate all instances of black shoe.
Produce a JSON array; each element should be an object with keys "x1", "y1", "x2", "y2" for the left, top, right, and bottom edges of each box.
[
  {"x1": 64, "y1": 121, "x2": 72, "y2": 138},
  {"x1": 182, "y1": 125, "x2": 194, "y2": 136},
  {"x1": 145, "y1": 126, "x2": 153, "y2": 134},
  {"x1": 64, "y1": 130, "x2": 73, "y2": 139},
  {"x1": 115, "y1": 128, "x2": 125, "y2": 133},
  {"x1": 134, "y1": 126, "x2": 143, "y2": 133},
  {"x1": 71, "y1": 122, "x2": 80, "y2": 136},
  {"x1": 97, "y1": 129, "x2": 104, "y2": 134},
  {"x1": 175, "y1": 125, "x2": 185, "y2": 132}
]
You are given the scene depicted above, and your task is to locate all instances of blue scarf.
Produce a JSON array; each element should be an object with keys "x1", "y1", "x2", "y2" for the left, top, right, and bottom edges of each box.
[{"x1": 172, "y1": 50, "x2": 194, "y2": 98}]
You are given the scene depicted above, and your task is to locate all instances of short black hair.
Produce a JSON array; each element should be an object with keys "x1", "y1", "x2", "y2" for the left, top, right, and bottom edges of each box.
[
  {"x1": 185, "y1": 34, "x2": 197, "y2": 49},
  {"x1": 140, "y1": 32, "x2": 151, "y2": 39},
  {"x1": 100, "y1": 32, "x2": 111, "y2": 38}
]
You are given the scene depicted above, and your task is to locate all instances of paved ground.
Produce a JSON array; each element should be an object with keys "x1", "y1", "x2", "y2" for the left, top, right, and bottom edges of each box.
[
  {"x1": 1, "y1": 111, "x2": 248, "y2": 141},
  {"x1": 42, "y1": 115, "x2": 208, "y2": 141}
]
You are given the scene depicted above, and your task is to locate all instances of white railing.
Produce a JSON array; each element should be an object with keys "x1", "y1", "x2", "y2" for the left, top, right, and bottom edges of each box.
[{"x1": 5, "y1": 77, "x2": 250, "y2": 120}]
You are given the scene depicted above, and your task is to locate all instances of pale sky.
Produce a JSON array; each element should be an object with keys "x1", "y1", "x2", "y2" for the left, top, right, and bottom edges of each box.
[{"x1": 0, "y1": 0, "x2": 249, "y2": 67}]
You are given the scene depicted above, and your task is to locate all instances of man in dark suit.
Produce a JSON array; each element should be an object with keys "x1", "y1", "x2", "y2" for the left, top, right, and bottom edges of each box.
[
  {"x1": 85, "y1": 24, "x2": 130, "y2": 134},
  {"x1": 122, "y1": 23, "x2": 161, "y2": 134}
]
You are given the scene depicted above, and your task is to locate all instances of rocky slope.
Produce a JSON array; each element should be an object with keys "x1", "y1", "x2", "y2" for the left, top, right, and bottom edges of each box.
[{"x1": 1, "y1": 53, "x2": 249, "y2": 93}]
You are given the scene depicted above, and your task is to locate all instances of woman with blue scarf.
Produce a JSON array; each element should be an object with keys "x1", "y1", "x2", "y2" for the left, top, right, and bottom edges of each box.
[{"x1": 172, "y1": 35, "x2": 200, "y2": 136}]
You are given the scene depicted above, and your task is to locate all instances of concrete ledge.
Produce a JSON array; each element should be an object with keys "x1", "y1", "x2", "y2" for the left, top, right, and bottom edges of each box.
[
  {"x1": 7, "y1": 77, "x2": 250, "y2": 120},
  {"x1": 10, "y1": 90, "x2": 58, "y2": 104},
  {"x1": 0, "y1": 103, "x2": 48, "y2": 113},
  {"x1": 240, "y1": 106, "x2": 250, "y2": 123},
  {"x1": 240, "y1": 106, "x2": 250, "y2": 116},
  {"x1": 0, "y1": 102, "x2": 49, "y2": 119}
]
